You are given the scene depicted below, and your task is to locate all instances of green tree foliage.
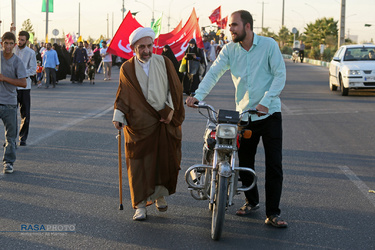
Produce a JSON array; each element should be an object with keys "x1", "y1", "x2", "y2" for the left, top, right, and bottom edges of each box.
[
  {"x1": 278, "y1": 26, "x2": 290, "y2": 47},
  {"x1": 304, "y1": 17, "x2": 338, "y2": 47},
  {"x1": 259, "y1": 27, "x2": 277, "y2": 39},
  {"x1": 21, "y1": 19, "x2": 35, "y2": 36}
]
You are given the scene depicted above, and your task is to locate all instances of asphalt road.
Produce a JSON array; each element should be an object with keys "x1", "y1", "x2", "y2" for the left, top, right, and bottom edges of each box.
[{"x1": 0, "y1": 60, "x2": 374, "y2": 249}]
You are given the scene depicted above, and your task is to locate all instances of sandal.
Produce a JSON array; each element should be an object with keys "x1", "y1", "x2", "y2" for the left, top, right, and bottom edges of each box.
[
  {"x1": 155, "y1": 197, "x2": 168, "y2": 212},
  {"x1": 235, "y1": 203, "x2": 259, "y2": 216},
  {"x1": 265, "y1": 215, "x2": 288, "y2": 228}
]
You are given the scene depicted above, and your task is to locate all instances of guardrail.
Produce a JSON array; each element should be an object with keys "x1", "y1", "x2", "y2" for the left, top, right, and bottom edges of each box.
[{"x1": 282, "y1": 54, "x2": 330, "y2": 68}]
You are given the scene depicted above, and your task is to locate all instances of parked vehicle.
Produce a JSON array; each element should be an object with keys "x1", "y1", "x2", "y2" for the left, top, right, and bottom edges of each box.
[
  {"x1": 185, "y1": 102, "x2": 263, "y2": 240},
  {"x1": 329, "y1": 44, "x2": 375, "y2": 96}
]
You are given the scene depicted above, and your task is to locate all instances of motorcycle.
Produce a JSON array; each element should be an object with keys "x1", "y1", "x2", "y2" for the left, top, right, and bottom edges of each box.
[
  {"x1": 292, "y1": 48, "x2": 300, "y2": 63},
  {"x1": 185, "y1": 102, "x2": 266, "y2": 240}
]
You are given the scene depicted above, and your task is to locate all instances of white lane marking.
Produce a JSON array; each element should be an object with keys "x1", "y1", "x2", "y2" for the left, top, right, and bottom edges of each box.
[
  {"x1": 281, "y1": 102, "x2": 294, "y2": 115},
  {"x1": 339, "y1": 165, "x2": 375, "y2": 208},
  {"x1": 28, "y1": 104, "x2": 113, "y2": 146}
]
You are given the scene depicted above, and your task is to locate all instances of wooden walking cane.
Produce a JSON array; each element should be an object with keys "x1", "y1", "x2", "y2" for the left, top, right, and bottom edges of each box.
[{"x1": 117, "y1": 124, "x2": 124, "y2": 210}]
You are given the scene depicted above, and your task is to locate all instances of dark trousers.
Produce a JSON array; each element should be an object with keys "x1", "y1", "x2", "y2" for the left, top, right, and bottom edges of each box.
[
  {"x1": 45, "y1": 68, "x2": 56, "y2": 87},
  {"x1": 76, "y1": 63, "x2": 86, "y2": 83},
  {"x1": 238, "y1": 112, "x2": 283, "y2": 217},
  {"x1": 300, "y1": 50, "x2": 305, "y2": 63},
  {"x1": 17, "y1": 89, "x2": 31, "y2": 143}
]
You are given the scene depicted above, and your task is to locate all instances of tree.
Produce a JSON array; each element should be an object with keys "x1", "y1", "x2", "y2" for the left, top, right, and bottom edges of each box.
[
  {"x1": 259, "y1": 27, "x2": 277, "y2": 39},
  {"x1": 278, "y1": 26, "x2": 290, "y2": 47},
  {"x1": 21, "y1": 19, "x2": 34, "y2": 35},
  {"x1": 304, "y1": 17, "x2": 338, "y2": 47}
]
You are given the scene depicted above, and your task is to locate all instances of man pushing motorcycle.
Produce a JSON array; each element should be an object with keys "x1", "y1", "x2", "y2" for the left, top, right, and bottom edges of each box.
[{"x1": 186, "y1": 9, "x2": 287, "y2": 228}]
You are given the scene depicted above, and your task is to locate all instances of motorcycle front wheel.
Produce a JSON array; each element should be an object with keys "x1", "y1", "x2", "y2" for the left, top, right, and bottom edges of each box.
[{"x1": 211, "y1": 175, "x2": 228, "y2": 241}]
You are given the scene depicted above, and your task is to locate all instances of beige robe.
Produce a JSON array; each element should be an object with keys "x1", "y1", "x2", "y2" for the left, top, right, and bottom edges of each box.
[{"x1": 114, "y1": 54, "x2": 184, "y2": 208}]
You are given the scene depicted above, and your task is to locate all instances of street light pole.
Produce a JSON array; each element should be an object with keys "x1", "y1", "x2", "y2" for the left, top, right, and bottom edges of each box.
[
  {"x1": 338, "y1": 0, "x2": 346, "y2": 47},
  {"x1": 78, "y1": 2, "x2": 81, "y2": 37},
  {"x1": 168, "y1": 0, "x2": 174, "y2": 32},
  {"x1": 46, "y1": 0, "x2": 49, "y2": 42},
  {"x1": 135, "y1": 0, "x2": 155, "y2": 26},
  {"x1": 282, "y1": 0, "x2": 285, "y2": 27},
  {"x1": 107, "y1": 13, "x2": 109, "y2": 38},
  {"x1": 122, "y1": 0, "x2": 125, "y2": 20},
  {"x1": 11, "y1": 0, "x2": 16, "y2": 34}
]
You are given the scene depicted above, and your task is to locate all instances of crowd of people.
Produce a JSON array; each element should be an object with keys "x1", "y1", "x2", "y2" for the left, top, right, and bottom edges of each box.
[
  {"x1": 23, "y1": 39, "x2": 123, "y2": 88},
  {"x1": 161, "y1": 32, "x2": 229, "y2": 96}
]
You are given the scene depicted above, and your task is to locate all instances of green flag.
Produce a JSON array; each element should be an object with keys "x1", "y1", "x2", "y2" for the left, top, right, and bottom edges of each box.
[
  {"x1": 29, "y1": 33, "x2": 34, "y2": 44},
  {"x1": 42, "y1": 0, "x2": 54, "y2": 13},
  {"x1": 151, "y1": 14, "x2": 163, "y2": 37}
]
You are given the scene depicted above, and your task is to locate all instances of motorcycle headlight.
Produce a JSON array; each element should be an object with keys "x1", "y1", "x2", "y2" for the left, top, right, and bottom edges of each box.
[
  {"x1": 347, "y1": 70, "x2": 361, "y2": 75},
  {"x1": 216, "y1": 124, "x2": 237, "y2": 139}
]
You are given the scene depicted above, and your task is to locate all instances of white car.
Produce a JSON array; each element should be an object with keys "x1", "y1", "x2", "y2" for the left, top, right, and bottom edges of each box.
[{"x1": 329, "y1": 44, "x2": 375, "y2": 96}]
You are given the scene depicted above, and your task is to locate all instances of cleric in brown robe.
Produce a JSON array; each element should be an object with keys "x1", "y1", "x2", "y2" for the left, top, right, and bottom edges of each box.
[{"x1": 112, "y1": 27, "x2": 185, "y2": 221}]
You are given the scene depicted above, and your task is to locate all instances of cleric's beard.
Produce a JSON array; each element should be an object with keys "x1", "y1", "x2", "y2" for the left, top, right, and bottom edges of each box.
[{"x1": 140, "y1": 52, "x2": 152, "y2": 63}]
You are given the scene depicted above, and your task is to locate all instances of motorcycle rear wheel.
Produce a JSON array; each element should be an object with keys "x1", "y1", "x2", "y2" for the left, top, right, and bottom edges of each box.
[{"x1": 211, "y1": 175, "x2": 228, "y2": 240}]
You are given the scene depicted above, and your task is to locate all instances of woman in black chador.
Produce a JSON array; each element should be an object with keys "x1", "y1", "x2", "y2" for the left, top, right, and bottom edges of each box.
[
  {"x1": 161, "y1": 45, "x2": 183, "y2": 81},
  {"x1": 182, "y1": 39, "x2": 206, "y2": 95}
]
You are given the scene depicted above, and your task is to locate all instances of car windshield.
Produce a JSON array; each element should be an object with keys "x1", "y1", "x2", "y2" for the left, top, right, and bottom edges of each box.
[{"x1": 344, "y1": 47, "x2": 375, "y2": 61}]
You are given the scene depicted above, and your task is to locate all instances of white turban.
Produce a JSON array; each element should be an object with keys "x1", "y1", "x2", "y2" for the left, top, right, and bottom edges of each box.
[{"x1": 129, "y1": 27, "x2": 155, "y2": 46}]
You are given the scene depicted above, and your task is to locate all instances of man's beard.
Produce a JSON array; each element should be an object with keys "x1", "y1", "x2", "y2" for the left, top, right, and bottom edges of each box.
[
  {"x1": 232, "y1": 27, "x2": 246, "y2": 43},
  {"x1": 140, "y1": 52, "x2": 152, "y2": 62},
  {"x1": 18, "y1": 43, "x2": 26, "y2": 49}
]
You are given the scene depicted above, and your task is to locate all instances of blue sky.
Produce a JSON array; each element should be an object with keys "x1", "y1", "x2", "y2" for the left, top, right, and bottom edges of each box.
[{"x1": 1, "y1": 0, "x2": 374, "y2": 43}]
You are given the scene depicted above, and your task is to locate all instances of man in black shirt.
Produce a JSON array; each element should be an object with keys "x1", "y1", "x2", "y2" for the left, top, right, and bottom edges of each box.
[{"x1": 73, "y1": 41, "x2": 88, "y2": 84}]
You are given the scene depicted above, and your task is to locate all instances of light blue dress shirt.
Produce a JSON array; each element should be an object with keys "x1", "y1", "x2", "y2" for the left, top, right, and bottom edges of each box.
[
  {"x1": 194, "y1": 33, "x2": 286, "y2": 121},
  {"x1": 42, "y1": 49, "x2": 59, "y2": 69}
]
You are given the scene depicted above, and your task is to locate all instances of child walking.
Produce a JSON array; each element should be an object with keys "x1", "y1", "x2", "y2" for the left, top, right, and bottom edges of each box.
[{"x1": 36, "y1": 61, "x2": 43, "y2": 88}]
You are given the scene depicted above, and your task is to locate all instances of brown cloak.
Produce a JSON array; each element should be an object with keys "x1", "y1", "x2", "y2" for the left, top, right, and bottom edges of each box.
[{"x1": 114, "y1": 55, "x2": 185, "y2": 208}]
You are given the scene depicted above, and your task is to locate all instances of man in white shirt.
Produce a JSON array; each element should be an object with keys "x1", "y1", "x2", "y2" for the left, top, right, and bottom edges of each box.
[
  {"x1": 100, "y1": 41, "x2": 112, "y2": 80},
  {"x1": 15, "y1": 31, "x2": 37, "y2": 146}
]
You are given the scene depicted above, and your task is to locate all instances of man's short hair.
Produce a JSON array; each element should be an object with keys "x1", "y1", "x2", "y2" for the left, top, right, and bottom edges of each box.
[
  {"x1": 2, "y1": 32, "x2": 16, "y2": 43},
  {"x1": 102, "y1": 41, "x2": 107, "y2": 45},
  {"x1": 18, "y1": 31, "x2": 30, "y2": 41},
  {"x1": 232, "y1": 10, "x2": 254, "y2": 31}
]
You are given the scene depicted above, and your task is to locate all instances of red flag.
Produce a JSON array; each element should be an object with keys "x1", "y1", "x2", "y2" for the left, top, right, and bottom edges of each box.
[
  {"x1": 158, "y1": 20, "x2": 182, "y2": 41},
  {"x1": 209, "y1": 6, "x2": 221, "y2": 24},
  {"x1": 108, "y1": 9, "x2": 203, "y2": 61},
  {"x1": 65, "y1": 33, "x2": 74, "y2": 50},
  {"x1": 218, "y1": 16, "x2": 228, "y2": 29},
  {"x1": 107, "y1": 11, "x2": 142, "y2": 59},
  {"x1": 155, "y1": 8, "x2": 203, "y2": 60}
]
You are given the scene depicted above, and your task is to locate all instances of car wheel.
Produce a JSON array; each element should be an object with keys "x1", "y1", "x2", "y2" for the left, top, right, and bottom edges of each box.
[
  {"x1": 339, "y1": 75, "x2": 349, "y2": 96},
  {"x1": 329, "y1": 76, "x2": 338, "y2": 91}
]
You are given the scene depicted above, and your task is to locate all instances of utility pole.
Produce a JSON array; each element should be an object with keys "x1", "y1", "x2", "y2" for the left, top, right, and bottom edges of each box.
[
  {"x1": 338, "y1": 0, "x2": 346, "y2": 47},
  {"x1": 282, "y1": 0, "x2": 285, "y2": 27},
  {"x1": 107, "y1": 14, "x2": 109, "y2": 39},
  {"x1": 262, "y1": 2, "x2": 264, "y2": 31},
  {"x1": 78, "y1": 2, "x2": 81, "y2": 37},
  {"x1": 151, "y1": 0, "x2": 155, "y2": 26},
  {"x1": 122, "y1": 0, "x2": 126, "y2": 20},
  {"x1": 46, "y1": 0, "x2": 49, "y2": 42},
  {"x1": 11, "y1": 0, "x2": 16, "y2": 34}
]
